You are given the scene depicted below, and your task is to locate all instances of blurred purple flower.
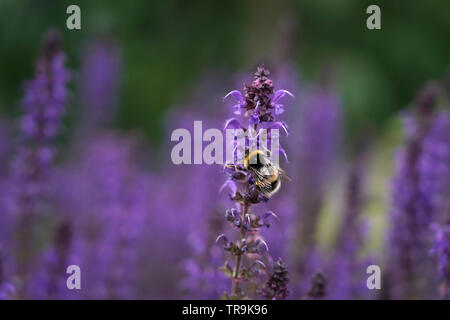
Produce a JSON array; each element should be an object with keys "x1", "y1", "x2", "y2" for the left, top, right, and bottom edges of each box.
[
  {"x1": 260, "y1": 258, "x2": 290, "y2": 300},
  {"x1": 431, "y1": 222, "x2": 450, "y2": 299},
  {"x1": 306, "y1": 271, "x2": 327, "y2": 300},
  {"x1": 163, "y1": 73, "x2": 233, "y2": 298},
  {"x1": 181, "y1": 204, "x2": 229, "y2": 298},
  {"x1": 27, "y1": 220, "x2": 75, "y2": 299},
  {"x1": 425, "y1": 111, "x2": 450, "y2": 299},
  {"x1": 20, "y1": 31, "x2": 70, "y2": 146},
  {"x1": 0, "y1": 282, "x2": 16, "y2": 300},
  {"x1": 60, "y1": 133, "x2": 149, "y2": 299},
  {"x1": 6, "y1": 30, "x2": 70, "y2": 296},
  {"x1": 327, "y1": 156, "x2": 371, "y2": 299},
  {"x1": 12, "y1": 29, "x2": 70, "y2": 199},
  {"x1": 80, "y1": 37, "x2": 121, "y2": 126},
  {"x1": 386, "y1": 84, "x2": 441, "y2": 299},
  {"x1": 419, "y1": 112, "x2": 450, "y2": 221},
  {"x1": 289, "y1": 84, "x2": 340, "y2": 296}
]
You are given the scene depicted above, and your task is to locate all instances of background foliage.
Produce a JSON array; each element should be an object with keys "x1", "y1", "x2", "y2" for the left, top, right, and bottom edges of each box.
[{"x1": 0, "y1": 0, "x2": 448, "y2": 143}]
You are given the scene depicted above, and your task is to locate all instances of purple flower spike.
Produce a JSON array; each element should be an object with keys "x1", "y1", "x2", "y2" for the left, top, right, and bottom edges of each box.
[
  {"x1": 10, "y1": 30, "x2": 71, "y2": 294},
  {"x1": 81, "y1": 37, "x2": 121, "y2": 125},
  {"x1": 386, "y1": 84, "x2": 445, "y2": 299},
  {"x1": 219, "y1": 66, "x2": 292, "y2": 300},
  {"x1": 260, "y1": 258, "x2": 290, "y2": 300},
  {"x1": 21, "y1": 30, "x2": 70, "y2": 155},
  {"x1": 431, "y1": 222, "x2": 450, "y2": 297},
  {"x1": 223, "y1": 66, "x2": 293, "y2": 126}
]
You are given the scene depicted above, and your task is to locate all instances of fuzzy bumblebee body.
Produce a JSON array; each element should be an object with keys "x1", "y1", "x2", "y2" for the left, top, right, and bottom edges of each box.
[{"x1": 244, "y1": 149, "x2": 290, "y2": 198}]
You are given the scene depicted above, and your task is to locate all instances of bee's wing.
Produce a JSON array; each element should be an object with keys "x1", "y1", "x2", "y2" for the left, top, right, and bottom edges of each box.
[
  {"x1": 247, "y1": 164, "x2": 267, "y2": 180},
  {"x1": 278, "y1": 168, "x2": 292, "y2": 182},
  {"x1": 255, "y1": 178, "x2": 274, "y2": 198},
  {"x1": 248, "y1": 165, "x2": 278, "y2": 198}
]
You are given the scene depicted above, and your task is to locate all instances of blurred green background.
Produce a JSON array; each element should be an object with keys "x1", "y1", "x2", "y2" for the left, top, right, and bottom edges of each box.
[{"x1": 0, "y1": 0, "x2": 449, "y2": 145}]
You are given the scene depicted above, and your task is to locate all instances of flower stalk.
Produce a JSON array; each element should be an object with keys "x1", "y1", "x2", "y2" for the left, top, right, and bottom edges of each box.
[
  {"x1": 219, "y1": 66, "x2": 293, "y2": 299},
  {"x1": 231, "y1": 202, "x2": 249, "y2": 296},
  {"x1": 12, "y1": 29, "x2": 70, "y2": 296}
]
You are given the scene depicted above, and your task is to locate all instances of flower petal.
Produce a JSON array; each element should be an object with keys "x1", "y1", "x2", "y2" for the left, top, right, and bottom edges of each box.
[
  {"x1": 224, "y1": 118, "x2": 244, "y2": 130},
  {"x1": 263, "y1": 211, "x2": 280, "y2": 221},
  {"x1": 269, "y1": 121, "x2": 289, "y2": 136},
  {"x1": 223, "y1": 90, "x2": 244, "y2": 102},
  {"x1": 262, "y1": 211, "x2": 280, "y2": 228},
  {"x1": 219, "y1": 180, "x2": 237, "y2": 195},
  {"x1": 258, "y1": 239, "x2": 269, "y2": 252},
  {"x1": 253, "y1": 260, "x2": 266, "y2": 269},
  {"x1": 215, "y1": 234, "x2": 228, "y2": 244},
  {"x1": 249, "y1": 114, "x2": 259, "y2": 124},
  {"x1": 280, "y1": 147, "x2": 288, "y2": 162},
  {"x1": 273, "y1": 89, "x2": 294, "y2": 103},
  {"x1": 233, "y1": 104, "x2": 242, "y2": 115},
  {"x1": 274, "y1": 104, "x2": 284, "y2": 115},
  {"x1": 254, "y1": 101, "x2": 260, "y2": 112}
]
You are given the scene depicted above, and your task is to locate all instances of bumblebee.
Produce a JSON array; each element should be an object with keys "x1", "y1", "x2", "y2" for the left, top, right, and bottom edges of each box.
[{"x1": 244, "y1": 149, "x2": 290, "y2": 198}]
